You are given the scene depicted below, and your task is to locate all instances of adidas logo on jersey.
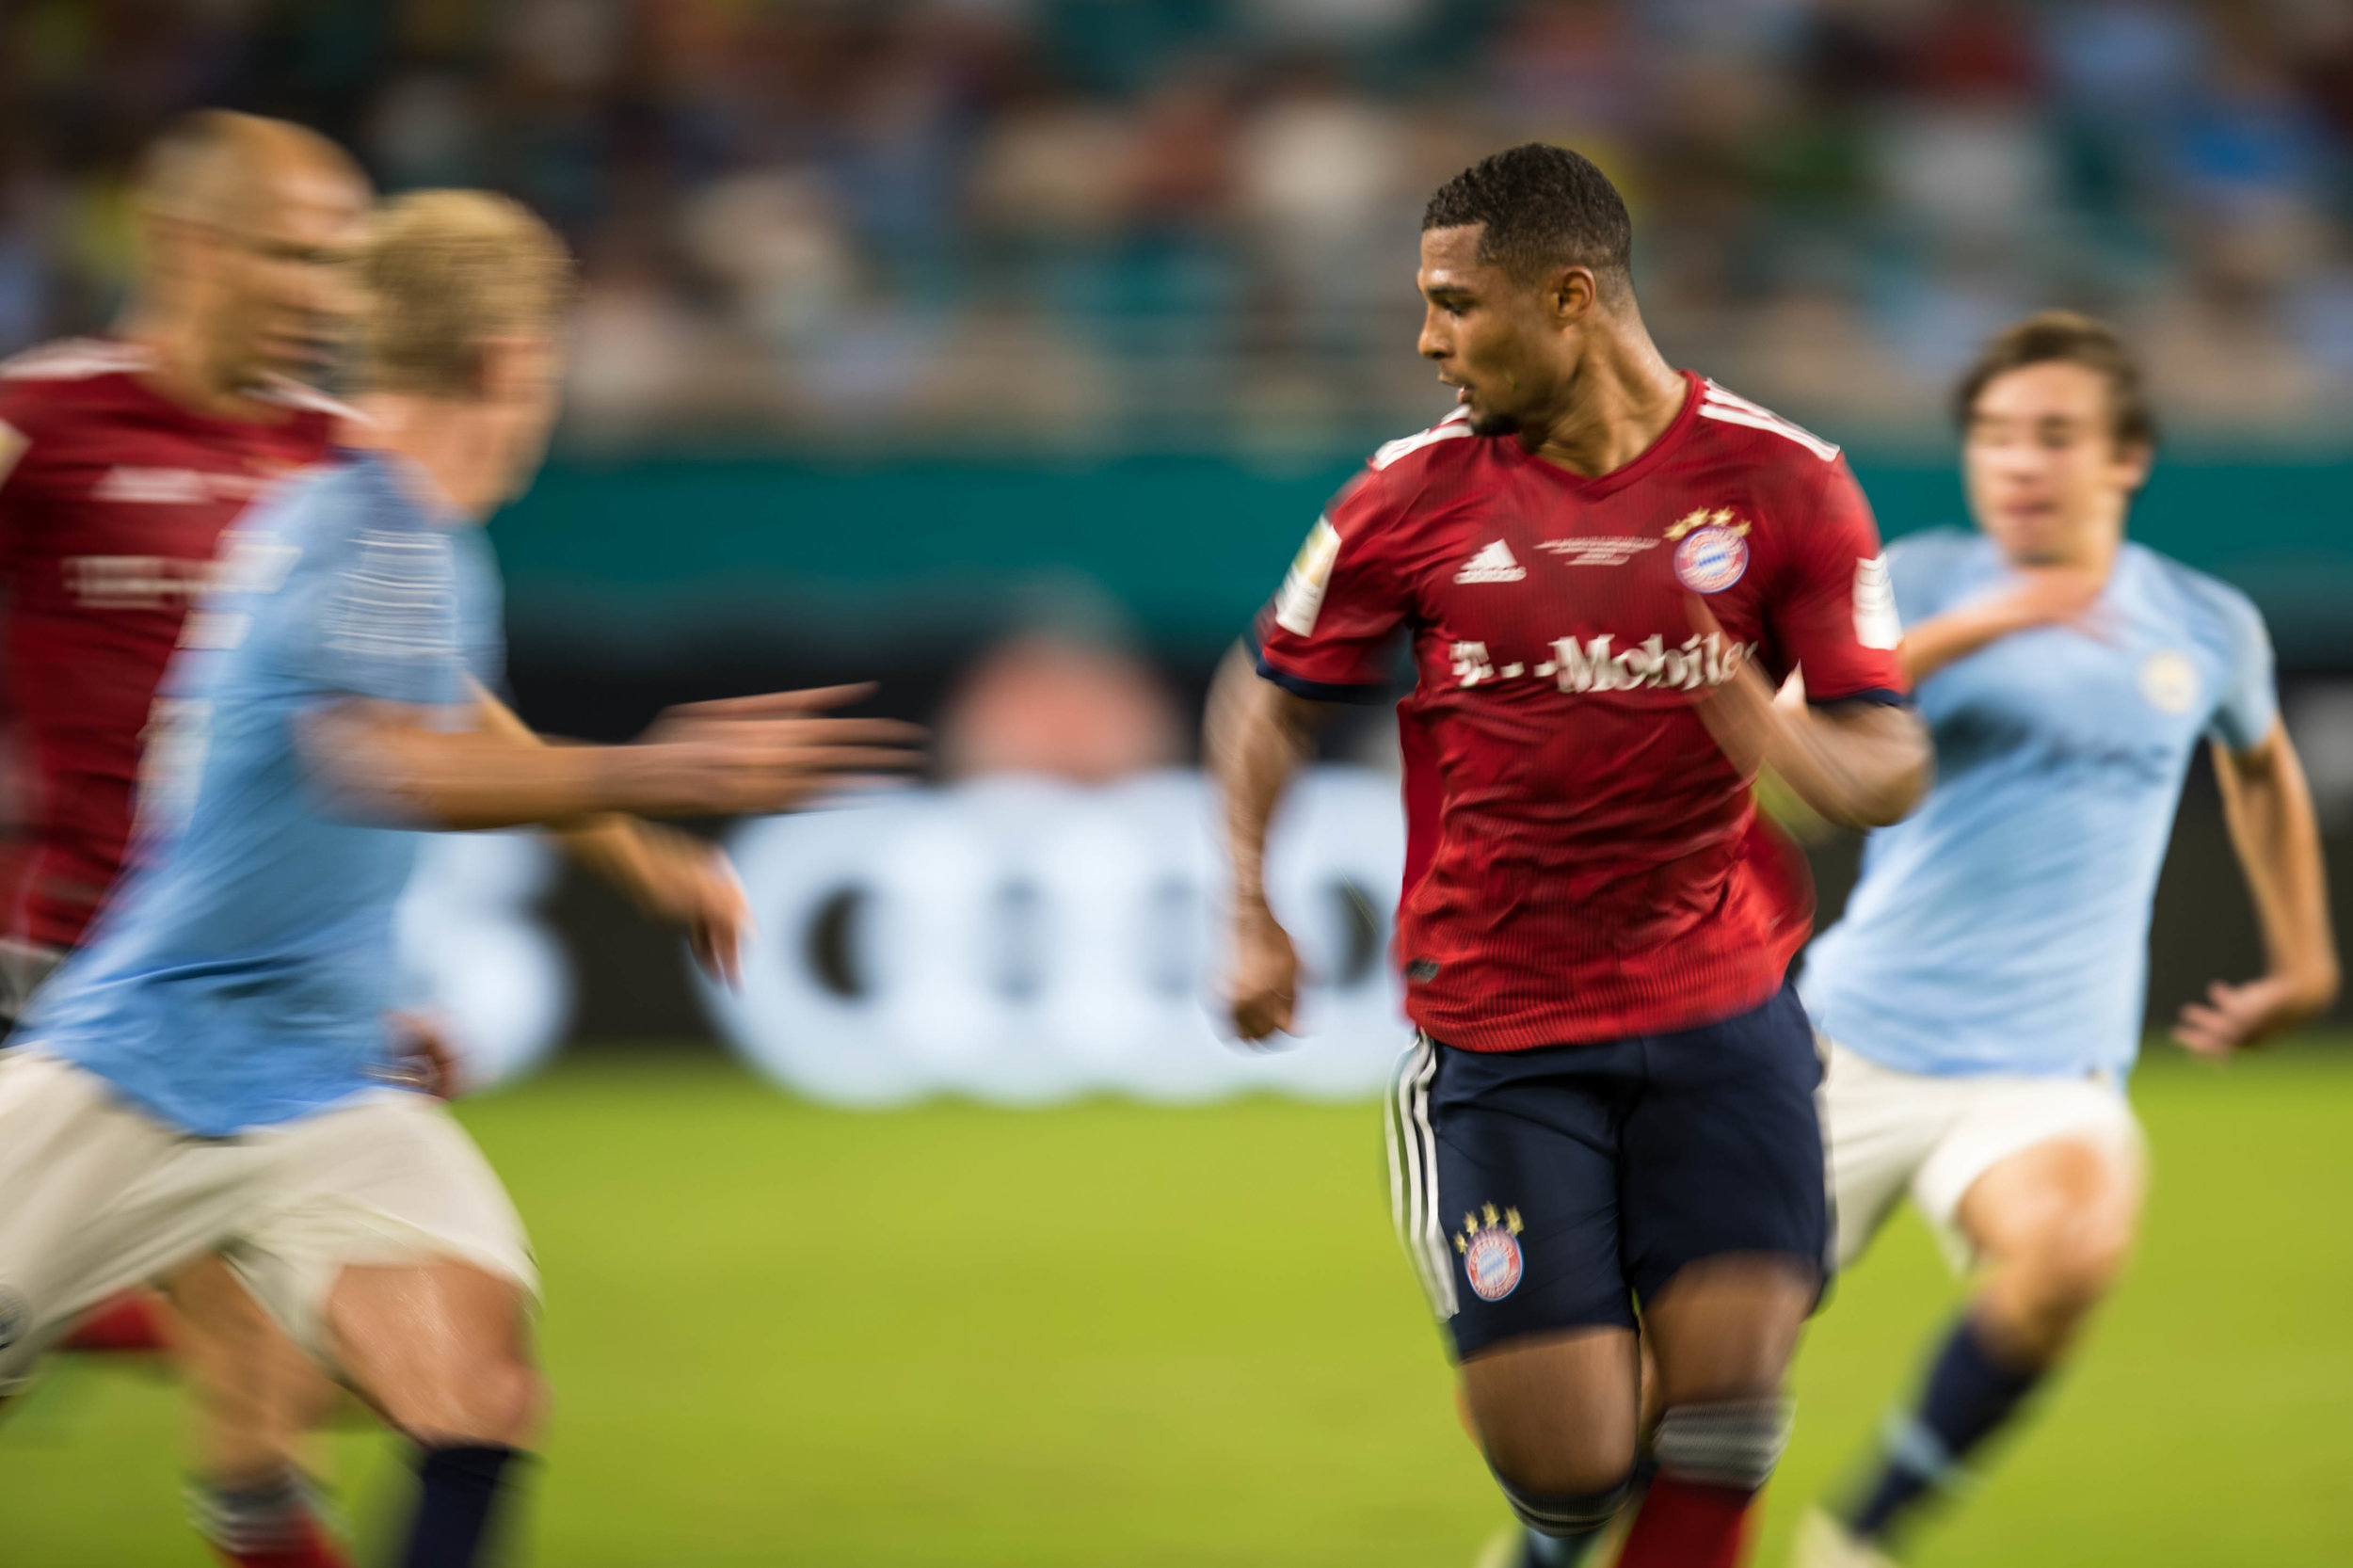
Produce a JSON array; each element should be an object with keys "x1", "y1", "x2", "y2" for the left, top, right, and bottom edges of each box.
[{"x1": 1454, "y1": 540, "x2": 1526, "y2": 584}]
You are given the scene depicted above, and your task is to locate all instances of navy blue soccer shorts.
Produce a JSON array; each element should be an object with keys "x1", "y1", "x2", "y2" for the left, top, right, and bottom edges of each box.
[{"x1": 1384, "y1": 981, "x2": 1830, "y2": 1360}]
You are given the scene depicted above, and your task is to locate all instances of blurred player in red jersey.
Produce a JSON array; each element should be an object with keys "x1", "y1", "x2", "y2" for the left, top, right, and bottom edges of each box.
[
  {"x1": 0, "y1": 112, "x2": 751, "y2": 1568},
  {"x1": 0, "y1": 109, "x2": 368, "y2": 1568},
  {"x1": 1210, "y1": 145, "x2": 1931, "y2": 1568}
]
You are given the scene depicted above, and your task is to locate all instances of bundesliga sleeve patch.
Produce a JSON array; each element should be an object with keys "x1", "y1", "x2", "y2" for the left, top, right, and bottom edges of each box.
[
  {"x1": 1852, "y1": 554, "x2": 1901, "y2": 649},
  {"x1": 1273, "y1": 515, "x2": 1342, "y2": 635}
]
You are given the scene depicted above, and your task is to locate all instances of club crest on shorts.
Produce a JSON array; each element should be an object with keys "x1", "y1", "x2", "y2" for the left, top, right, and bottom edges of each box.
[
  {"x1": 1454, "y1": 1203, "x2": 1526, "y2": 1302},
  {"x1": 1666, "y1": 508, "x2": 1751, "y2": 595}
]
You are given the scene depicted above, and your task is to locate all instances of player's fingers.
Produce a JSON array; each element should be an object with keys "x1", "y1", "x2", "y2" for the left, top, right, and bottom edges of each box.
[
  {"x1": 1682, "y1": 590, "x2": 1726, "y2": 641},
  {"x1": 760, "y1": 744, "x2": 931, "y2": 776},
  {"x1": 662, "y1": 683, "x2": 879, "y2": 721}
]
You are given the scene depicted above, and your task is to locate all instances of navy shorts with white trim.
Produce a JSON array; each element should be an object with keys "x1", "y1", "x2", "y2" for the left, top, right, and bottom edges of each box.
[{"x1": 1386, "y1": 981, "x2": 1829, "y2": 1360}]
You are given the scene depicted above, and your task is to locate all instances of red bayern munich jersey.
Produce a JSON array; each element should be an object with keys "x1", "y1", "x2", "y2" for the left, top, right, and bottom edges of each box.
[
  {"x1": 0, "y1": 337, "x2": 339, "y2": 949},
  {"x1": 1256, "y1": 372, "x2": 1907, "y2": 1050}
]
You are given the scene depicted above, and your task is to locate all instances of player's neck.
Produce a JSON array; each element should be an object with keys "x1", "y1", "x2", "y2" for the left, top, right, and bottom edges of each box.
[
  {"x1": 2013, "y1": 518, "x2": 2124, "y2": 579},
  {"x1": 1525, "y1": 327, "x2": 1687, "y2": 479},
  {"x1": 115, "y1": 302, "x2": 282, "y2": 424},
  {"x1": 349, "y1": 394, "x2": 507, "y2": 521}
]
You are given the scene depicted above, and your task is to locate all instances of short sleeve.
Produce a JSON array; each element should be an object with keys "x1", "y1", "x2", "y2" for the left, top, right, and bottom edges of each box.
[
  {"x1": 1251, "y1": 469, "x2": 1414, "y2": 703},
  {"x1": 2204, "y1": 585, "x2": 2278, "y2": 753},
  {"x1": 1771, "y1": 457, "x2": 1910, "y2": 705},
  {"x1": 312, "y1": 525, "x2": 467, "y2": 709}
]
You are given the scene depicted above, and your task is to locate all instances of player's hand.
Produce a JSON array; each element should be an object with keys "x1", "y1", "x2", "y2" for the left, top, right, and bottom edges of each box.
[
  {"x1": 2171, "y1": 974, "x2": 2328, "y2": 1058},
  {"x1": 389, "y1": 1009, "x2": 463, "y2": 1099},
  {"x1": 626, "y1": 824, "x2": 754, "y2": 985},
  {"x1": 622, "y1": 684, "x2": 927, "y2": 818},
  {"x1": 1226, "y1": 900, "x2": 1302, "y2": 1045}
]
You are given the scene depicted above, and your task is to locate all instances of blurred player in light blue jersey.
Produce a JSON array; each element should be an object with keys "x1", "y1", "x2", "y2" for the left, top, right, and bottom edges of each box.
[
  {"x1": 1795, "y1": 312, "x2": 2339, "y2": 1566},
  {"x1": 0, "y1": 191, "x2": 922, "y2": 1568}
]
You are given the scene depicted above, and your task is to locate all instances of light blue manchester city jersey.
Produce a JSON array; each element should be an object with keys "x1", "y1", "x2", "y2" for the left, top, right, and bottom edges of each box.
[
  {"x1": 19, "y1": 449, "x2": 503, "y2": 1135},
  {"x1": 1800, "y1": 529, "x2": 2275, "y2": 1079}
]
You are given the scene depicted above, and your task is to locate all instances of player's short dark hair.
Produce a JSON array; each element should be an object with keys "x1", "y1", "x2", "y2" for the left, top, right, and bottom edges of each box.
[
  {"x1": 1956, "y1": 311, "x2": 2157, "y2": 453},
  {"x1": 1422, "y1": 143, "x2": 1633, "y2": 294}
]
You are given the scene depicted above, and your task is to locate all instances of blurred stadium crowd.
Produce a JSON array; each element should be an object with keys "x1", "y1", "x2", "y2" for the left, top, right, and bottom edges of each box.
[{"x1": 7, "y1": 0, "x2": 2353, "y2": 451}]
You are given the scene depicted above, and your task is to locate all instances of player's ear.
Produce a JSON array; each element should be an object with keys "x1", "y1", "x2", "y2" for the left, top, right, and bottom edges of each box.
[
  {"x1": 1546, "y1": 265, "x2": 1600, "y2": 326},
  {"x1": 472, "y1": 335, "x2": 546, "y2": 405},
  {"x1": 2114, "y1": 437, "x2": 2153, "y2": 492}
]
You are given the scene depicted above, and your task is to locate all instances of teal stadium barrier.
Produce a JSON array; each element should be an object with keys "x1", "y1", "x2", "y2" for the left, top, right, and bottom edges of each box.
[{"x1": 496, "y1": 451, "x2": 2353, "y2": 664}]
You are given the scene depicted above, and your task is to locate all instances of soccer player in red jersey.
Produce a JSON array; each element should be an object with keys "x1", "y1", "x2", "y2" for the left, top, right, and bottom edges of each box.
[{"x1": 1211, "y1": 145, "x2": 1931, "y2": 1568}]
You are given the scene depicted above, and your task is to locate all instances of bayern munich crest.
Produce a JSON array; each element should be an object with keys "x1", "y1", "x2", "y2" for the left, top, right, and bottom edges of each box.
[
  {"x1": 1455, "y1": 1203, "x2": 1526, "y2": 1303},
  {"x1": 1667, "y1": 507, "x2": 1752, "y2": 594}
]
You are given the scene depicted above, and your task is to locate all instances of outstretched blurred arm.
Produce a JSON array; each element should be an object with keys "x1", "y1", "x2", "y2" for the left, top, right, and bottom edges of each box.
[
  {"x1": 1897, "y1": 566, "x2": 2105, "y2": 683},
  {"x1": 467, "y1": 682, "x2": 753, "y2": 983},
  {"x1": 296, "y1": 683, "x2": 925, "y2": 831},
  {"x1": 2175, "y1": 721, "x2": 2340, "y2": 1055},
  {"x1": 1206, "y1": 643, "x2": 1326, "y2": 1043}
]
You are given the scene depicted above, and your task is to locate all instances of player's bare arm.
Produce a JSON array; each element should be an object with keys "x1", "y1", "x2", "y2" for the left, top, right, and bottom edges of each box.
[
  {"x1": 1897, "y1": 565, "x2": 2105, "y2": 682},
  {"x1": 296, "y1": 684, "x2": 925, "y2": 832},
  {"x1": 1206, "y1": 641, "x2": 1321, "y2": 1043},
  {"x1": 2176, "y1": 719, "x2": 2340, "y2": 1056},
  {"x1": 469, "y1": 680, "x2": 753, "y2": 983},
  {"x1": 1689, "y1": 600, "x2": 1930, "y2": 829}
]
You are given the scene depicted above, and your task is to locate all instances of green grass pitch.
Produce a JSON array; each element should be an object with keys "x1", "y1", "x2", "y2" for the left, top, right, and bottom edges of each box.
[{"x1": 4, "y1": 1044, "x2": 2351, "y2": 1565}]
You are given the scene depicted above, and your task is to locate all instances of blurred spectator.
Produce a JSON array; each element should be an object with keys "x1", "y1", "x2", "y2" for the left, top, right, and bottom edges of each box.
[
  {"x1": 5, "y1": 0, "x2": 2353, "y2": 448},
  {"x1": 937, "y1": 632, "x2": 1185, "y2": 783}
]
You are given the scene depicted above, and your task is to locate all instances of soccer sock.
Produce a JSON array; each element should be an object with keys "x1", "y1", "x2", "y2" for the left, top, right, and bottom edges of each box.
[
  {"x1": 401, "y1": 1445, "x2": 524, "y2": 1568},
  {"x1": 1614, "y1": 1474, "x2": 1754, "y2": 1568},
  {"x1": 187, "y1": 1472, "x2": 350, "y2": 1568},
  {"x1": 57, "y1": 1290, "x2": 171, "y2": 1353},
  {"x1": 1842, "y1": 1311, "x2": 2044, "y2": 1543},
  {"x1": 1615, "y1": 1397, "x2": 1787, "y2": 1568},
  {"x1": 1492, "y1": 1473, "x2": 1630, "y2": 1568}
]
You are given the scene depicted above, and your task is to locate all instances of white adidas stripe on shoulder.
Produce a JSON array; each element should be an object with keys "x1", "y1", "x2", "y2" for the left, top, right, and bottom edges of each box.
[
  {"x1": 1697, "y1": 380, "x2": 1840, "y2": 462},
  {"x1": 1369, "y1": 407, "x2": 1474, "y2": 471},
  {"x1": 0, "y1": 337, "x2": 153, "y2": 382}
]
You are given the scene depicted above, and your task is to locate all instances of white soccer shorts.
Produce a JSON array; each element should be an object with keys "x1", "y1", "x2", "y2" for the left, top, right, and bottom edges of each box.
[
  {"x1": 1821, "y1": 1038, "x2": 2143, "y2": 1273},
  {"x1": 0, "y1": 1050, "x2": 536, "y2": 1392}
]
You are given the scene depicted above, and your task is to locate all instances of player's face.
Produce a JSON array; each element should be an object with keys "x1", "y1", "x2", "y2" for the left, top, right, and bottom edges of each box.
[
  {"x1": 1417, "y1": 226, "x2": 1567, "y2": 438},
  {"x1": 1962, "y1": 361, "x2": 2150, "y2": 566},
  {"x1": 199, "y1": 161, "x2": 370, "y2": 388}
]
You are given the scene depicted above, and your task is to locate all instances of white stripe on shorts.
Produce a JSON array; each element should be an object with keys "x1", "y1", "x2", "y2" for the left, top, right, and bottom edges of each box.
[{"x1": 1385, "y1": 1034, "x2": 1456, "y2": 1319}]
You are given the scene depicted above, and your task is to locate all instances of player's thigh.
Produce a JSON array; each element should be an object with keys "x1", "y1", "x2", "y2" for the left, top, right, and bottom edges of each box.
[
  {"x1": 327, "y1": 1259, "x2": 539, "y2": 1446},
  {"x1": 1460, "y1": 1325, "x2": 1642, "y2": 1494},
  {"x1": 0, "y1": 1052, "x2": 243, "y2": 1392},
  {"x1": 1919, "y1": 1077, "x2": 2144, "y2": 1275},
  {"x1": 1407, "y1": 1035, "x2": 1640, "y2": 1356},
  {"x1": 232, "y1": 1090, "x2": 538, "y2": 1376},
  {"x1": 1622, "y1": 984, "x2": 1829, "y2": 1316},
  {"x1": 164, "y1": 1252, "x2": 348, "y2": 1463},
  {"x1": 1818, "y1": 1037, "x2": 1955, "y2": 1272}
]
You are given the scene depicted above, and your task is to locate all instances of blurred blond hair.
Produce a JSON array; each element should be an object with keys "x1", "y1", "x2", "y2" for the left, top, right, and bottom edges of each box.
[{"x1": 362, "y1": 190, "x2": 572, "y2": 396}]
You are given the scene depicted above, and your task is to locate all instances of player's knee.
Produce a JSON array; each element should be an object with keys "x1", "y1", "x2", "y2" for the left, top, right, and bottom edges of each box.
[
  {"x1": 2016, "y1": 1210, "x2": 2134, "y2": 1321},
  {"x1": 1650, "y1": 1394, "x2": 1793, "y2": 1495},
  {"x1": 390, "y1": 1349, "x2": 543, "y2": 1449}
]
